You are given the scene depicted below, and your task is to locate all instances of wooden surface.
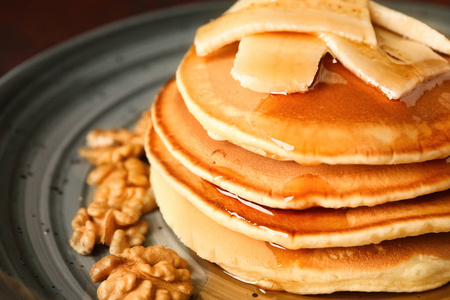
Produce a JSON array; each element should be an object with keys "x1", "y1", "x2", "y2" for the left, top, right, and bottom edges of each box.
[
  {"x1": 0, "y1": 0, "x2": 448, "y2": 76},
  {"x1": 0, "y1": 0, "x2": 221, "y2": 76}
]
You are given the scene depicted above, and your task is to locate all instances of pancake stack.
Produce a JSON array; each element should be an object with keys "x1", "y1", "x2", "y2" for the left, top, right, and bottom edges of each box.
[{"x1": 145, "y1": 0, "x2": 450, "y2": 295}]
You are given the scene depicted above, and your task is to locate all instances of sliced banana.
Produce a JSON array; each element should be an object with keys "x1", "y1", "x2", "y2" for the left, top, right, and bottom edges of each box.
[
  {"x1": 370, "y1": 1, "x2": 450, "y2": 56},
  {"x1": 194, "y1": 0, "x2": 376, "y2": 56},
  {"x1": 231, "y1": 33, "x2": 327, "y2": 94},
  {"x1": 321, "y1": 26, "x2": 450, "y2": 99},
  {"x1": 228, "y1": 0, "x2": 450, "y2": 57}
]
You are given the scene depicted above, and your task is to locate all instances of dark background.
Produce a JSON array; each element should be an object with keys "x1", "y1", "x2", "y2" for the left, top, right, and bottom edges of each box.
[
  {"x1": 0, "y1": 0, "x2": 223, "y2": 76},
  {"x1": 0, "y1": 0, "x2": 449, "y2": 76}
]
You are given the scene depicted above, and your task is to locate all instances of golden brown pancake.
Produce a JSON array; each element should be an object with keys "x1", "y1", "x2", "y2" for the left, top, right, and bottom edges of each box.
[
  {"x1": 146, "y1": 127, "x2": 450, "y2": 249},
  {"x1": 151, "y1": 169, "x2": 450, "y2": 294},
  {"x1": 152, "y1": 79, "x2": 450, "y2": 209},
  {"x1": 176, "y1": 44, "x2": 450, "y2": 165}
]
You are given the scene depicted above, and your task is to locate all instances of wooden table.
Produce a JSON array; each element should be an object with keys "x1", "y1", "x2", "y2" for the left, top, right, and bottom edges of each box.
[
  {"x1": 0, "y1": 0, "x2": 222, "y2": 76},
  {"x1": 0, "y1": 0, "x2": 448, "y2": 76}
]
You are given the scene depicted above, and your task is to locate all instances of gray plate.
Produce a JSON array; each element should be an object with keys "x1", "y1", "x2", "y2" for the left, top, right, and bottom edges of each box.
[{"x1": 0, "y1": 1, "x2": 449, "y2": 299}]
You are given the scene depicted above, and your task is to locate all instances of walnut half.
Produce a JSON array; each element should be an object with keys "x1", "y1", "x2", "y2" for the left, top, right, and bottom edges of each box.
[
  {"x1": 78, "y1": 129, "x2": 144, "y2": 166},
  {"x1": 70, "y1": 156, "x2": 156, "y2": 255},
  {"x1": 90, "y1": 246, "x2": 193, "y2": 300},
  {"x1": 109, "y1": 220, "x2": 149, "y2": 255},
  {"x1": 87, "y1": 157, "x2": 156, "y2": 228},
  {"x1": 69, "y1": 208, "x2": 96, "y2": 255}
]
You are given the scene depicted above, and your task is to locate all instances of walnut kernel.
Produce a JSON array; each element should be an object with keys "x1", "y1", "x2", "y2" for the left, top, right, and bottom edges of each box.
[
  {"x1": 69, "y1": 208, "x2": 96, "y2": 255},
  {"x1": 78, "y1": 129, "x2": 144, "y2": 166},
  {"x1": 91, "y1": 246, "x2": 193, "y2": 300},
  {"x1": 109, "y1": 220, "x2": 149, "y2": 255}
]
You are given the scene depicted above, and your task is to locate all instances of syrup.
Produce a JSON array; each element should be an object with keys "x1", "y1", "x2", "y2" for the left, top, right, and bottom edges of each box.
[{"x1": 399, "y1": 72, "x2": 450, "y2": 108}]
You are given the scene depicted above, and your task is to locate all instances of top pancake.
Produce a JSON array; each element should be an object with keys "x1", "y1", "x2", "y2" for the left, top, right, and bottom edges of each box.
[
  {"x1": 177, "y1": 43, "x2": 450, "y2": 165},
  {"x1": 152, "y1": 79, "x2": 450, "y2": 209}
]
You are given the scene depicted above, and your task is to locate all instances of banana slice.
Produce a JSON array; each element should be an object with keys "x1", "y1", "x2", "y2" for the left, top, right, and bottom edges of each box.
[
  {"x1": 370, "y1": 1, "x2": 450, "y2": 56},
  {"x1": 194, "y1": 0, "x2": 376, "y2": 56},
  {"x1": 228, "y1": 1, "x2": 450, "y2": 57},
  {"x1": 231, "y1": 33, "x2": 327, "y2": 94},
  {"x1": 321, "y1": 26, "x2": 450, "y2": 99}
]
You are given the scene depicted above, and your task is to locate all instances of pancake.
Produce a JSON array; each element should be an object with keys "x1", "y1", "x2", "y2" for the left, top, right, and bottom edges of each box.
[
  {"x1": 152, "y1": 79, "x2": 450, "y2": 209},
  {"x1": 151, "y1": 169, "x2": 450, "y2": 294},
  {"x1": 176, "y1": 44, "x2": 450, "y2": 165},
  {"x1": 146, "y1": 127, "x2": 450, "y2": 249}
]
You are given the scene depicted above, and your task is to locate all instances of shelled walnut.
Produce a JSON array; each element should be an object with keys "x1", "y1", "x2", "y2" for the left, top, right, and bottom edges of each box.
[
  {"x1": 70, "y1": 111, "x2": 156, "y2": 256},
  {"x1": 69, "y1": 111, "x2": 193, "y2": 298},
  {"x1": 69, "y1": 208, "x2": 96, "y2": 255},
  {"x1": 87, "y1": 158, "x2": 156, "y2": 226},
  {"x1": 78, "y1": 129, "x2": 144, "y2": 166},
  {"x1": 87, "y1": 157, "x2": 151, "y2": 188},
  {"x1": 88, "y1": 181, "x2": 145, "y2": 225},
  {"x1": 69, "y1": 207, "x2": 150, "y2": 256},
  {"x1": 90, "y1": 246, "x2": 193, "y2": 300},
  {"x1": 69, "y1": 163, "x2": 155, "y2": 255},
  {"x1": 109, "y1": 220, "x2": 149, "y2": 255}
]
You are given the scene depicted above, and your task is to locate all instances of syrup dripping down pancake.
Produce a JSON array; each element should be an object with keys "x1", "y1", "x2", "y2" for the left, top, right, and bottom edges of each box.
[
  {"x1": 151, "y1": 169, "x2": 450, "y2": 295},
  {"x1": 176, "y1": 43, "x2": 450, "y2": 165},
  {"x1": 152, "y1": 79, "x2": 450, "y2": 209},
  {"x1": 146, "y1": 126, "x2": 450, "y2": 250}
]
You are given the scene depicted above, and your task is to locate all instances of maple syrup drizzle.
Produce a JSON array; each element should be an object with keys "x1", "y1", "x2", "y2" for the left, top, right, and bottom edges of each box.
[{"x1": 399, "y1": 72, "x2": 450, "y2": 108}]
